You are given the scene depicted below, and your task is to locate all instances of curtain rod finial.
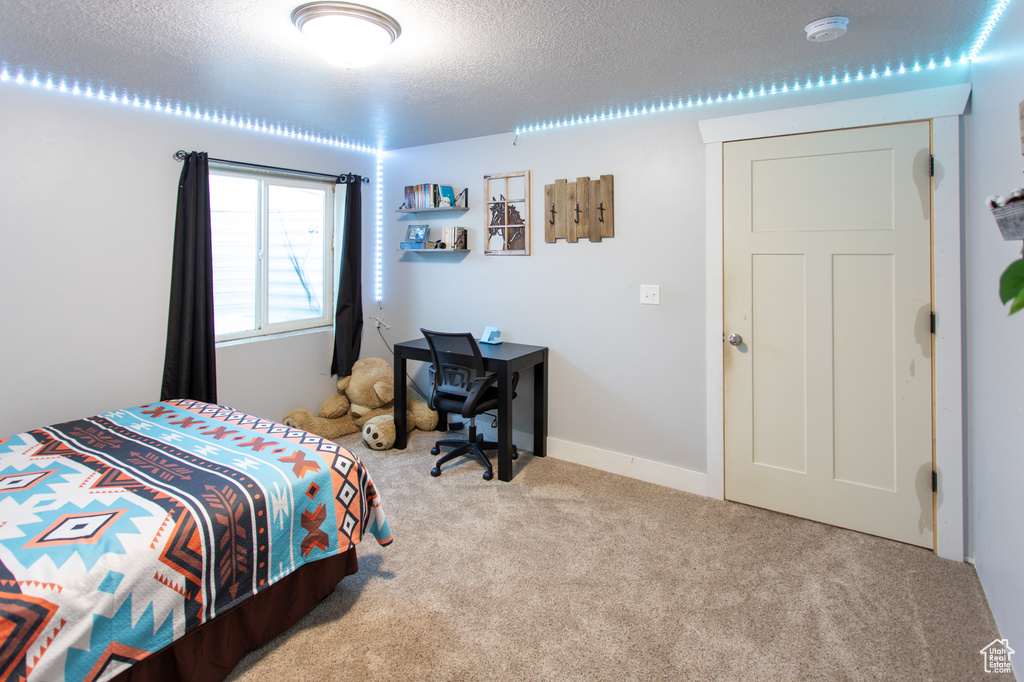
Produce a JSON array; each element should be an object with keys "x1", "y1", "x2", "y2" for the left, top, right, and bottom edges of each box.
[{"x1": 173, "y1": 150, "x2": 190, "y2": 161}]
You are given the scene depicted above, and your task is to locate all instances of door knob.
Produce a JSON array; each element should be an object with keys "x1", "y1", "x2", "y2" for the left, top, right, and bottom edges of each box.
[{"x1": 728, "y1": 333, "x2": 743, "y2": 346}]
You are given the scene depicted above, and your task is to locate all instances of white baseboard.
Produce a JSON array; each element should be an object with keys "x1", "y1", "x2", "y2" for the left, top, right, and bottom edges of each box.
[{"x1": 546, "y1": 437, "x2": 709, "y2": 497}]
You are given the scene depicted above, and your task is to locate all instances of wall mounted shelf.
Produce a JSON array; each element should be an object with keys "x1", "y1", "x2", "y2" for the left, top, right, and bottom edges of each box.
[
  {"x1": 397, "y1": 248, "x2": 469, "y2": 253},
  {"x1": 396, "y1": 207, "x2": 470, "y2": 215}
]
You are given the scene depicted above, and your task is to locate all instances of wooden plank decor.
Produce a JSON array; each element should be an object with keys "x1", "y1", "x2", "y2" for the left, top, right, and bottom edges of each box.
[
  {"x1": 544, "y1": 183, "x2": 555, "y2": 243},
  {"x1": 599, "y1": 174, "x2": 614, "y2": 238},
  {"x1": 576, "y1": 176, "x2": 591, "y2": 241},
  {"x1": 554, "y1": 178, "x2": 568, "y2": 241},
  {"x1": 543, "y1": 174, "x2": 614, "y2": 244},
  {"x1": 566, "y1": 180, "x2": 578, "y2": 242}
]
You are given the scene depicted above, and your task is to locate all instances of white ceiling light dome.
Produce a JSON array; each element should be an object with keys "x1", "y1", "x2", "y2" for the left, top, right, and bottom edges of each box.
[
  {"x1": 292, "y1": 1, "x2": 401, "y2": 68},
  {"x1": 805, "y1": 16, "x2": 849, "y2": 42}
]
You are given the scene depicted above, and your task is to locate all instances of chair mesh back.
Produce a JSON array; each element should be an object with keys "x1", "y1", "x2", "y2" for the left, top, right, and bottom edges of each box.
[{"x1": 421, "y1": 329, "x2": 486, "y2": 399}]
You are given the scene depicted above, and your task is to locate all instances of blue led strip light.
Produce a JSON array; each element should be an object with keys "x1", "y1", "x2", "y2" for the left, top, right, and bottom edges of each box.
[
  {"x1": 968, "y1": 0, "x2": 1012, "y2": 60},
  {"x1": 0, "y1": 66, "x2": 386, "y2": 304},
  {"x1": 0, "y1": 67, "x2": 379, "y2": 154},
  {"x1": 515, "y1": 58, "x2": 967, "y2": 135},
  {"x1": 375, "y1": 151, "x2": 385, "y2": 302},
  {"x1": 515, "y1": 0, "x2": 1012, "y2": 137}
]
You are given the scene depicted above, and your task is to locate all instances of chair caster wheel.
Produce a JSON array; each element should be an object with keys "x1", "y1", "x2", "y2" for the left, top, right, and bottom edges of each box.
[
  {"x1": 431, "y1": 446, "x2": 440, "y2": 456},
  {"x1": 483, "y1": 470, "x2": 494, "y2": 481},
  {"x1": 512, "y1": 445, "x2": 519, "y2": 461},
  {"x1": 430, "y1": 467, "x2": 441, "y2": 477}
]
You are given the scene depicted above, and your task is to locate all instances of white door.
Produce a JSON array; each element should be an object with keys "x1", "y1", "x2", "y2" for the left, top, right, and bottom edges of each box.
[{"x1": 723, "y1": 121, "x2": 934, "y2": 548}]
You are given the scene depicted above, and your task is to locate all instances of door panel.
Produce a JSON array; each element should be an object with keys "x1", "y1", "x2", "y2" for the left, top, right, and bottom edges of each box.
[
  {"x1": 723, "y1": 121, "x2": 933, "y2": 548},
  {"x1": 751, "y1": 149, "x2": 894, "y2": 232},
  {"x1": 833, "y1": 254, "x2": 896, "y2": 491},
  {"x1": 751, "y1": 254, "x2": 806, "y2": 474}
]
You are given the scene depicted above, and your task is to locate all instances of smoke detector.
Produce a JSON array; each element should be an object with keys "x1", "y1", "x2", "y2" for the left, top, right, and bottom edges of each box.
[{"x1": 805, "y1": 16, "x2": 849, "y2": 42}]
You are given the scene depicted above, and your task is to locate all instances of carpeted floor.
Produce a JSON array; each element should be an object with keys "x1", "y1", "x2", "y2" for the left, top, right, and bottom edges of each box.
[{"x1": 227, "y1": 430, "x2": 1000, "y2": 681}]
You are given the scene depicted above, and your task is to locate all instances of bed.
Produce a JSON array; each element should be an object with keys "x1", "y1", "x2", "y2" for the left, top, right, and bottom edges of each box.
[{"x1": 0, "y1": 399, "x2": 391, "y2": 682}]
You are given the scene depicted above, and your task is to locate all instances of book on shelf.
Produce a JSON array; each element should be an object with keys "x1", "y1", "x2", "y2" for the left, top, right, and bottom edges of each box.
[
  {"x1": 399, "y1": 241, "x2": 427, "y2": 249},
  {"x1": 439, "y1": 185, "x2": 456, "y2": 207},
  {"x1": 402, "y1": 184, "x2": 465, "y2": 209},
  {"x1": 440, "y1": 226, "x2": 468, "y2": 250},
  {"x1": 403, "y1": 184, "x2": 438, "y2": 209}
]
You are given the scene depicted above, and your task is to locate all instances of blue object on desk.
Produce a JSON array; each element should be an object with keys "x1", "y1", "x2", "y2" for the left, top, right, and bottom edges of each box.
[{"x1": 480, "y1": 326, "x2": 502, "y2": 344}]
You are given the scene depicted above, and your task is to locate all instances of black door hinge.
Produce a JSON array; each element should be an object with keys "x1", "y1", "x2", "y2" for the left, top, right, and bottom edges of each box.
[
  {"x1": 930, "y1": 311, "x2": 936, "y2": 334},
  {"x1": 932, "y1": 470, "x2": 938, "y2": 493},
  {"x1": 929, "y1": 155, "x2": 935, "y2": 177}
]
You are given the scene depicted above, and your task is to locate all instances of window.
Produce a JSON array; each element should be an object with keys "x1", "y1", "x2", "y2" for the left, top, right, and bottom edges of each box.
[{"x1": 209, "y1": 168, "x2": 342, "y2": 342}]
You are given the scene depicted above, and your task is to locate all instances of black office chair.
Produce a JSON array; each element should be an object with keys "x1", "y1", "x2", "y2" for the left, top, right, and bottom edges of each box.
[{"x1": 421, "y1": 329, "x2": 518, "y2": 481}]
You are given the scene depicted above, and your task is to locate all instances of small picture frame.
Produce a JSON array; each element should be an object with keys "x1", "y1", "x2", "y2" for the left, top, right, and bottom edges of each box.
[{"x1": 406, "y1": 224, "x2": 428, "y2": 243}]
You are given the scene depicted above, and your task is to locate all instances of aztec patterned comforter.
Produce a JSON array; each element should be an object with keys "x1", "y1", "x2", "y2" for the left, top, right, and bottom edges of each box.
[{"x1": 0, "y1": 399, "x2": 391, "y2": 682}]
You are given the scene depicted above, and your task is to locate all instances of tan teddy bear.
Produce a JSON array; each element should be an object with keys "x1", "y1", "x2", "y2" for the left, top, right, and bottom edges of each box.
[{"x1": 283, "y1": 357, "x2": 437, "y2": 443}]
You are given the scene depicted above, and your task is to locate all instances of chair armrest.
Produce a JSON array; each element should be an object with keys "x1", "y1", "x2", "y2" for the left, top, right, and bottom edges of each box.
[{"x1": 462, "y1": 373, "x2": 498, "y2": 417}]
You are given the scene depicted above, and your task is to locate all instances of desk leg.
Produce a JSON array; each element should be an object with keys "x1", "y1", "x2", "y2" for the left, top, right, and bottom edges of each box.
[
  {"x1": 497, "y1": 370, "x2": 514, "y2": 482},
  {"x1": 533, "y1": 354, "x2": 547, "y2": 457},
  {"x1": 394, "y1": 354, "x2": 408, "y2": 450}
]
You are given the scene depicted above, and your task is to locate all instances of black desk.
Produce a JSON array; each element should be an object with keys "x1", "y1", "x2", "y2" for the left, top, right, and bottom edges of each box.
[{"x1": 393, "y1": 338, "x2": 548, "y2": 482}]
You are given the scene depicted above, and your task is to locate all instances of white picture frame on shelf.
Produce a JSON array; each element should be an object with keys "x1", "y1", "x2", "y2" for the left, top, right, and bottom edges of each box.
[{"x1": 405, "y1": 224, "x2": 428, "y2": 242}]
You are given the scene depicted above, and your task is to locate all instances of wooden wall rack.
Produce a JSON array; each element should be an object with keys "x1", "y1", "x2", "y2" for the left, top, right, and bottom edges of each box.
[{"x1": 544, "y1": 175, "x2": 614, "y2": 243}]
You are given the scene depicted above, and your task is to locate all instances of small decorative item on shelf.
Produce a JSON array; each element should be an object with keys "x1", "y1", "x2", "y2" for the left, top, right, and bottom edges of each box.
[
  {"x1": 989, "y1": 189, "x2": 1024, "y2": 241},
  {"x1": 406, "y1": 224, "x2": 428, "y2": 243},
  {"x1": 399, "y1": 224, "x2": 428, "y2": 249}
]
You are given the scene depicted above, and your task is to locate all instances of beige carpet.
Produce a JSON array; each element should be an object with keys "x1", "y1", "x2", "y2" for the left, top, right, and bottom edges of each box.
[{"x1": 227, "y1": 431, "x2": 1000, "y2": 681}]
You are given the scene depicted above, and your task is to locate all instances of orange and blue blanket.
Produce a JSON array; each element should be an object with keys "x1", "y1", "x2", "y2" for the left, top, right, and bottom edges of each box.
[{"x1": 0, "y1": 399, "x2": 391, "y2": 681}]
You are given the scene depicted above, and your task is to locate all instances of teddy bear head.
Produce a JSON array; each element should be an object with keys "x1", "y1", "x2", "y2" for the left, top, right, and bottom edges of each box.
[{"x1": 339, "y1": 357, "x2": 394, "y2": 416}]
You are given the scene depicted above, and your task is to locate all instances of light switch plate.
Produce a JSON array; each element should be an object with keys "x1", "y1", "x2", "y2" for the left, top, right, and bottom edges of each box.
[{"x1": 641, "y1": 284, "x2": 660, "y2": 305}]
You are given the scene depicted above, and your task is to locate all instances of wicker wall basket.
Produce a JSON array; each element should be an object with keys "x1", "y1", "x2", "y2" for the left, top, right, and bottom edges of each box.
[{"x1": 992, "y1": 201, "x2": 1024, "y2": 240}]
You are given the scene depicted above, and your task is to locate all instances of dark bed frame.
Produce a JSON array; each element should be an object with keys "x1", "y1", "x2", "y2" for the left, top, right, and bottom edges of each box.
[{"x1": 112, "y1": 549, "x2": 359, "y2": 682}]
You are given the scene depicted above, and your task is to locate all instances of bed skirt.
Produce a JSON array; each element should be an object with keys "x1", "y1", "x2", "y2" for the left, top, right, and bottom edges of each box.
[{"x1": 111, "y1": 548, "x2": 359, "y2": 682}]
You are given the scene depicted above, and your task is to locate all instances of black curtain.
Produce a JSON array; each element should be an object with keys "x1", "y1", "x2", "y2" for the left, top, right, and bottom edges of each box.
[
  {"x1": 161, "y1": 151, "x2": 217, "y2": 403},
  {"x1": 331, "y1": 176, "x2": 363, "y2": 377}
]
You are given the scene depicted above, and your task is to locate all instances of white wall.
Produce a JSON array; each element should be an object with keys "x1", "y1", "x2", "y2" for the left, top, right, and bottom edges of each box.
[
  {"x1": 0, "y1": 84, "x2": 375, "y2": 434},
  {"x1": 376, "y1": 111, "x2": 708, "y2": 476},
  {"x1": 372, "y1": 69, "x2": 970, "y2": 488},
  {"x1": 964, "y1": 0, "x2": 1024, "y2": 655}
]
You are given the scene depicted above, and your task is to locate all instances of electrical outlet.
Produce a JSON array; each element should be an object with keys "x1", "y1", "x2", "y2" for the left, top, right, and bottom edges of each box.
[{"x1": 640, "y1": 284, "x2": 660, "y2": 305}]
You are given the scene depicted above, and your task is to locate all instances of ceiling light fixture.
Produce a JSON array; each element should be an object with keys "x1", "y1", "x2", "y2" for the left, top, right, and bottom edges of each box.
[
  {"x1": 805, "y1": 16, "x2": 849, "y2": 42},
  {"x1": 291, "y1": 1, "x2": 401, "y2": 68}
]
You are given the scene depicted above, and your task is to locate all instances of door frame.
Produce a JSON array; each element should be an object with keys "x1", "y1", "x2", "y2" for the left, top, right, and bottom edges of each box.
[{"x1": 699, "y1": 84, "x2": 971, "y2": 561}]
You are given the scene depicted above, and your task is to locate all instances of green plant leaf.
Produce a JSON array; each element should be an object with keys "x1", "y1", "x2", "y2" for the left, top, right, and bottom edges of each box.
[
  {"x1": 999, "y1": 259, "x2": 1024, "y2": 305},
  {"x1": 1011, "y1": 287, "x2": 1024, "y2": 315}
]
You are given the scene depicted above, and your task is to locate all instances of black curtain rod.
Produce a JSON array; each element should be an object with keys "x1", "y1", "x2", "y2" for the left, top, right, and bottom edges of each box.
[{"x1": 173, "y1": 150, "x2": 369, "y2": 184}]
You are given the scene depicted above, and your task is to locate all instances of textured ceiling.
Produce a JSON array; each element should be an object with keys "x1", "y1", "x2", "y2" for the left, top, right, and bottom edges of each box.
[{"x1": 0, "y1": 0, "x2": 996, "y2": 150}]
